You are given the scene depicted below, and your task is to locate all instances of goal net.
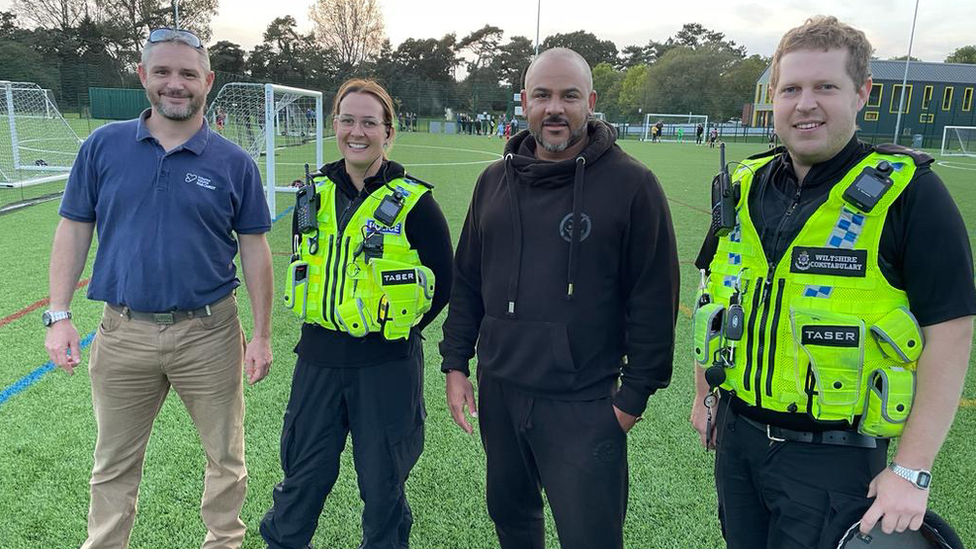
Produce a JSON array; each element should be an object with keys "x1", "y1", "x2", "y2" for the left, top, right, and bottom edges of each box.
[
  {"x1": 642, "y1": 113, "x2": 709, "y2": 143},
  {"x1": 940, "y1": 125, "x2": 976, "y2": 158},
  {"x1": 1, "y1": 81, "x2": 83, "y2": 190},
  {"x1": 206, "y1": 83, "x2": 325, "y2": 216}
]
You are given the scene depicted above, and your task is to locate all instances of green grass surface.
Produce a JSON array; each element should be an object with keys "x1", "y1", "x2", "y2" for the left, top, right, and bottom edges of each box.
[{"x1": 1, "y1": 131, "x2": 974, "y2": 549}]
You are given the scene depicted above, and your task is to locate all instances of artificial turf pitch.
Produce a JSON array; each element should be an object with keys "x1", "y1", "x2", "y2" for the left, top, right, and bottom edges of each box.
[{"x1": 0, "y1": 130, "x2": 974, "y2": 548}]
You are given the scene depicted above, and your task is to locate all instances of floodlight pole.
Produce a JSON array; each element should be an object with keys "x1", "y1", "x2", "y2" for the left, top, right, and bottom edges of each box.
[
  {"x1": 534, "y1": 0, "x2": 541, "y2": 56},
  {"x1": 893, "y1": 0, "x2": 920, "y2": 145},
  {"x1": 173, "y1": 0, "x2": 180, "y2": 29}
]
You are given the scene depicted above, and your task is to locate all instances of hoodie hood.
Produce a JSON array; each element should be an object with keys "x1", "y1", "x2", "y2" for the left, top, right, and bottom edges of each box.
[{"x1": 504, "y1": 120, "x2": 617, "y2": 187}]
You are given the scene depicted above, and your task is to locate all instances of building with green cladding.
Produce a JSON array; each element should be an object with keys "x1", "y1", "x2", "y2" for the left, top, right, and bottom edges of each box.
[{"x1": 750, "y1": 60, "x2": 976, "y2": 148}]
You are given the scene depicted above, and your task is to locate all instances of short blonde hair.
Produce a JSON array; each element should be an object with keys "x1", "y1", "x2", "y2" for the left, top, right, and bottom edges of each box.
[
  {"x1": 770, "y1": 16, "x2": 872, "y2": 90},
  {"x1": 332, "y1": 79, "x2": 396, "y2": 153}
]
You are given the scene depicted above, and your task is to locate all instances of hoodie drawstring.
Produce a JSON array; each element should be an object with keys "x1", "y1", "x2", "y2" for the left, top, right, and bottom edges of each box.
[
  {"x1": 567, "y1": 156, "x2": 586, "y2": 300},
  {"x1": 503, "y1": 153, "x2": 522, "y2": 318}
]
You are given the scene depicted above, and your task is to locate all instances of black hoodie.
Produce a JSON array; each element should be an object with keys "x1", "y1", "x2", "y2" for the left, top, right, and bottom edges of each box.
[
  {"x1": 295, "y1": 159, "x2": 454, "y2": 367},
  {"x1": 439, "y1": 121, "x2": 680, "y2": 416}
]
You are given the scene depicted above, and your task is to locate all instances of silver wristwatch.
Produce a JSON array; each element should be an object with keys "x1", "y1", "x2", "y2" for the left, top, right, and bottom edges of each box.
[
  {"x1": 889, "y1": 462, "x2": 932, "y2": 490},
  {"x1": 42, "y1": 309, "x2": 72, "y2": 327}
]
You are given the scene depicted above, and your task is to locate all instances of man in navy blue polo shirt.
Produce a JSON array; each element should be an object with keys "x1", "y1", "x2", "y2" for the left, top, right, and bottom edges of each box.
[{"x1": 43, "y1": 28, "x2": 273, "y2": 549}]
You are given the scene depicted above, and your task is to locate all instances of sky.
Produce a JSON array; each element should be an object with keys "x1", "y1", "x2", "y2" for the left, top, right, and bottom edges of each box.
[{"x1": 2, "y1": 0, "x2": 974, "y2": 62}]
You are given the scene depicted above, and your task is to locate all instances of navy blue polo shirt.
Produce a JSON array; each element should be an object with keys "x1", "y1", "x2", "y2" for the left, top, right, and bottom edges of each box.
[{"x1": 60, "y1": 109, "x2": 271, "y2": 312}]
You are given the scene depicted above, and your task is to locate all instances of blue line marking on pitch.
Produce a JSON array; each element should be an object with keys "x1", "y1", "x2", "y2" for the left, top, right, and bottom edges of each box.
[
  {"x1": 273, "y1": 206, "x2": 294, "y2": 224},
  {"x1": 0, "y1": 206, "x2": 293, "y2": 410},
  {"x1": 0, "y1": 330, "x2": 96, "y2": 408}
]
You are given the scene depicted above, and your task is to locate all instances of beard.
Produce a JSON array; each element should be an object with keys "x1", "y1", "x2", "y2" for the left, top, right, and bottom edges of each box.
[
  {"x1": 150, "y1": 89, "x2": 204, "y2": 121},
  {"x1": 530, "y1": 115, "x2": 587, "y2": 153}
]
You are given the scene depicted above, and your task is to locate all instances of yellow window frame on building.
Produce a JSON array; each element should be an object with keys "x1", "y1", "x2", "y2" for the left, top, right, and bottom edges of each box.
[
  {"x1": 890, "y1": 84, "x2": 912, "y2": 114},
  {"x1": 867, "y1": 83, "x2": 883, "y2": 108},
  {"x1": 921, "y1": 85, "x2": 933, "y2": 110},
  {"x1": 942, "y1": 87, "x2": 954, "y2": 111}
]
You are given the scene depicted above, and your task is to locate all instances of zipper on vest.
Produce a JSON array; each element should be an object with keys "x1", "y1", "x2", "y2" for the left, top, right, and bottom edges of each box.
[
  {"x1": 753, "y1": 264, "x2": 777, "y2": 408},
  {"x1": 742, "y1": 278, "x2": 764, "y2": 391},
  {"x1": 328, "y1": 233, "x2": 344, "y2": 326},
  {"x1": 336, "y1": 236, "x2": 351, "y2": 309},
  {"x1": 321, "y1": 234, "x2": 336, "y2": 327},
  {"x1": 765, "y1": 278, "x2": 787, "y2": 397}
]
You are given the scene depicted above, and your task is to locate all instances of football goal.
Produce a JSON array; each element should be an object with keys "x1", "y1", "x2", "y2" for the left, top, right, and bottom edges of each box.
[
  {"x1": 940, "y1": 125, "x2": 976, "y2": 158},
  {"x1": 206, "y1": 83, "x2": 325, "y2": 216},
  {"x1": 1, "y1": 81, "x2": 83, "y2": 189},
  {"x1": 642, "y1": 113, "x2": 709, "y2": 143}
]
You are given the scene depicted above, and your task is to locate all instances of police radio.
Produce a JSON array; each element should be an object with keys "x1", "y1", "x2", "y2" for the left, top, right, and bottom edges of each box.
[
  {"x1": 295, "y1": 163, "x2": 318, "y2": 234},
  {"x1": 710, "y1": 143, "x2": 737, "y2": 237},
  {"x1": 842, "y1": 161, "x2": 894, "y2": 213}
]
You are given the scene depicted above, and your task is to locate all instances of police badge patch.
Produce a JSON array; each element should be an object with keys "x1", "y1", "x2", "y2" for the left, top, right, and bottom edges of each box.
[{"x1": 790, "y1": 247, "x2": 867, "y2": 277}]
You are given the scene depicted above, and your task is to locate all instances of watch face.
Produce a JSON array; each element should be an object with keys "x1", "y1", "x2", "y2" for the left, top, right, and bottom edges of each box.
[
  {"x1": 917, "y1": 471, "x2": 932, "y2": 488},
  {"x1": 42, "y1": 311, "x2": 52, "y2": 326}
]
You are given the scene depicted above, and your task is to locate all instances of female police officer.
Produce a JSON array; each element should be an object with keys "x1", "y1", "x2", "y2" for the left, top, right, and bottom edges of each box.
[{"x1": 260, "y1": 79, "x2": 453, "y2": 549}]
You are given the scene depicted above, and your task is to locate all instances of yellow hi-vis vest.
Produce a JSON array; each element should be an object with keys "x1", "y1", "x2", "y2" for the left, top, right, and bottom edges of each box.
[
  {"x1": 283, "y1": 176, "x2": 435, "y2": 341},
  {"x1": 694, "y1": 151, "x2": 925, "y2": 438}
]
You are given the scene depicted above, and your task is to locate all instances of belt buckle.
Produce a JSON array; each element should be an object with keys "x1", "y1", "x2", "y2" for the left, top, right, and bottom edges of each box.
[
  {"x1": 766, "y1": 425, "x2": 786, "y2": 443},
  {"x1": 153, "y1": 313, "x2": 175, "y2": 325}
]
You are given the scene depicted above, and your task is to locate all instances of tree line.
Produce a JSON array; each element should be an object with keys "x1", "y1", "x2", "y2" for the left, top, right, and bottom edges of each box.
[{"x1": 3, "y1": 0, "x2": 975, "y2": 123}]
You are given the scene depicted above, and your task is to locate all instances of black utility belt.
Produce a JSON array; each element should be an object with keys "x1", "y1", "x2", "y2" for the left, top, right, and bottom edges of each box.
[
  {"x1": 737, "y1": 414, "x2": 878, "y2": 449},
  {"x1": 108, "y1": 293, "x2": 233, "y2": 325}
]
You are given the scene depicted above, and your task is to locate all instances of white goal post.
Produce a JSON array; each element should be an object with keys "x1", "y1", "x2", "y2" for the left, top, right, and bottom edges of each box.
[
  {"x1": 1, "y1": 81, "x2": 83, "y2": 188},
  {"x1": 940, "y1": 125, "x2": 976, "y2": 158},
  {"x1": 642, "y1": 113, "x2": 709, "y2": 143},
  {"x1": 206, "y1": 83, "x2": 324, "y2": 216}
]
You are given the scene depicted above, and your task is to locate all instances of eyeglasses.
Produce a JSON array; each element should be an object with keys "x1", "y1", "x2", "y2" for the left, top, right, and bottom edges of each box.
[
  {"x1": 334, "y1": 115, "x2": 389, "y2": 133},
  {"x1": 148, "y1": 28, "x2": 204, "y2": 49}
]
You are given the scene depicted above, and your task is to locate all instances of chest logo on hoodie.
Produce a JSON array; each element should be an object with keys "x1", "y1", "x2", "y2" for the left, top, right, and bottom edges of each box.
[{"x1": 559, "y1": 213, "x2": 592, "y2": 243}]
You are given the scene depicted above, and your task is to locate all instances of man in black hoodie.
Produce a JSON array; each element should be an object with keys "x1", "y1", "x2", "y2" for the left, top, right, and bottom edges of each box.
[{"x1": 439, "y1": 48, "x2": 680, "y2": 549}]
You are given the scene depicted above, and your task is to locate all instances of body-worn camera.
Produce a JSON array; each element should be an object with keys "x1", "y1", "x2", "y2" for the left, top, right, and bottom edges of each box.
[
  {"x1": 374, "y1": 189, "x2": 404, "y2": 227},
  {"x1": 842, "y1": 161, "x2": 894, "y2": 213}
]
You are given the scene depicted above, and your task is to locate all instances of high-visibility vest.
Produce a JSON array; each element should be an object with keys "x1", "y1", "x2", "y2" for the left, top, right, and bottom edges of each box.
[
  {"x1": 284, "y1": 176, "x2": 435, "y2": 341},
  {"x1": 694, "y1": 151, "x2": 924, "y2": 437}
]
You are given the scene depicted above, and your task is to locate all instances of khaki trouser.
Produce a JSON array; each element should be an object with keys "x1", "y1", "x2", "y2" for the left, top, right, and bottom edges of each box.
[{"x1": 81, "y1": 296, "x2": 247, "y2": 549}]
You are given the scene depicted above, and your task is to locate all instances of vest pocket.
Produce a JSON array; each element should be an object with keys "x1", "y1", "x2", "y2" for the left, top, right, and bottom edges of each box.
[
  {"x1": 858, "y1": 368, "x2": 915, "y2": 438},
  {"x1": 790, "y1": 308, "x2": 865, "y2": 412},
  {"x1": 869, "y1": 307, "x2": 923, "y2": 363}
]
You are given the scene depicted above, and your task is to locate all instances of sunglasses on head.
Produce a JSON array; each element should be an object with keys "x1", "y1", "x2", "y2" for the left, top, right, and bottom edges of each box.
[{"x1": 148, "y1": 28, "x2": 204, "y2": 49}]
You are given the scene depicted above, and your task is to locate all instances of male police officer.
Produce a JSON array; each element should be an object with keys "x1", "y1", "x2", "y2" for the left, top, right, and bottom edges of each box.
[
  {"x1": 44, "y1": 28, "x2": 273, "y2": 549},
  {"x1": 691, "y1": 16, "x2": 975, "y2": 548},
  {"x1": 441, "y1": 48, "x2": 679, "y2": 549}
]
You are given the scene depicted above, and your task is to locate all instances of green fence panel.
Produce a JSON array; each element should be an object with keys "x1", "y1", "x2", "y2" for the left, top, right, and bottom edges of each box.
[{"x1": 88, "y1": 87, "x2": 150, "y2": 120}]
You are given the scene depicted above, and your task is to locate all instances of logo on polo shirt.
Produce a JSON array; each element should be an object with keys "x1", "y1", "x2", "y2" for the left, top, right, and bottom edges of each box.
[{"x1": 185, "y1": 172, "x2": 216, "y2": 190}]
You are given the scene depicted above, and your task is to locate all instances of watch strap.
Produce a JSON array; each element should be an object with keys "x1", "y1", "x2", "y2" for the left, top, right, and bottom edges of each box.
[{"x1": 889, "y1": 462, "x2": 931, "y2": 489}]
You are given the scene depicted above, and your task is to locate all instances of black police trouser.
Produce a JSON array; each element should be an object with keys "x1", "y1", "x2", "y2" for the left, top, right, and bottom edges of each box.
[
  {"x1": 478, "y1": 373, "x2": 628, "y2": 549},
  {"x1": 260, "y1": 340, "x2": 425, "y2": 549},
  {"x1": 714, "y1": 399, "x2": 888, "y2": 549}
]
